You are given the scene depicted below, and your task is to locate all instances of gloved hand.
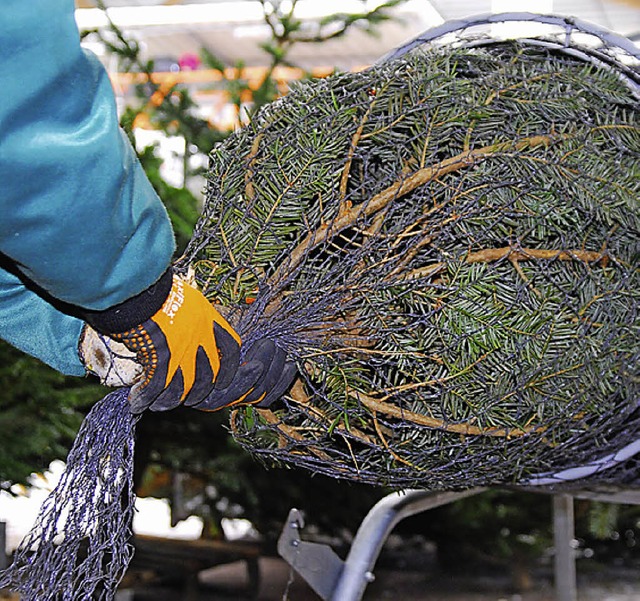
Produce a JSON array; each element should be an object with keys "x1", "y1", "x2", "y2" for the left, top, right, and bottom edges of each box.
[
  {"x1": 191, "y1": 337, "x2": 298, "y2": 413},
  {"x1": 80, "y1": 271, "x2": 296, "y2": 413}
]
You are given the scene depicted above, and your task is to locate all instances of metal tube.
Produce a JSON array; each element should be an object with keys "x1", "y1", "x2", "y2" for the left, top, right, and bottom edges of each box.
[
  {"x1": 0, "y1": 521, "x2": 6, "y2": 571},
  {"x1": 553, "y1": 495, "x2": 577, "y2": 601},
  {"x1": 330, "y1": 488, "x2": 484, "y2": 601}
]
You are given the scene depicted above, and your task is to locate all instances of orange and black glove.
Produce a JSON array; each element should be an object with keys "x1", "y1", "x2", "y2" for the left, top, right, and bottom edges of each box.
[{"x1": 80, "y1": 268, "x2": 296, "y2": 414}]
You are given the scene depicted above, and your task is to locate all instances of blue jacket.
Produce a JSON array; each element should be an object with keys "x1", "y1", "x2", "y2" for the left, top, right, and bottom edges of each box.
[{"x1": 0, "y1": 0, "x2": 176, "y2": 375}]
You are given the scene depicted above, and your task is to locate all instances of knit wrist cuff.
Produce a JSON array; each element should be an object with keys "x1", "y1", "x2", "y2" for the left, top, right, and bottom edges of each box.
[{"x1": 82, "y1": 267, "x2": 173, "y2": 334}]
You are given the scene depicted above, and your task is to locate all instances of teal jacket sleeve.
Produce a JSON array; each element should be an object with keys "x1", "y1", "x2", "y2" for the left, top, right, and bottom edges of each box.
[
  {"x1": 0, "y1": 0, "x2": 175, "y2": 312},
  {"x1": 0, "y1": 265, "x2": 85, "y2": 376}
]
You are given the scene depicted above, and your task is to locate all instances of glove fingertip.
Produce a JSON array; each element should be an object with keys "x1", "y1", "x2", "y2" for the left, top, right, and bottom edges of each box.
[
  {"x1": 243, "y1": 339, "x2": 276, "y2": 364},
  {"x1": 213, "y1": 322, "x2": 241, "y2": 389},
  {"x1": 148, "y1": 370, "x2": 186, "y2": 412},
  {"x1": 128, "y1": 384, "x2": 151, "y2": 414},
  {"x1": 256, "y1": 361, "x2": 298, "y2": 408},
  {"x1": 193, "y1": 360, "x2": 265, "y2": 411}
]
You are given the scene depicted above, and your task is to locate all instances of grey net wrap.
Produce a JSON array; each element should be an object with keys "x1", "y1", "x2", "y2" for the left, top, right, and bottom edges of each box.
[
  {"x1": 180, "y1": 14, "x2": 640, "y2": 490},
  {"x1": 0, "y1": 389, "x2": 137, "y2": 599},
  {"x1": 0, "y1": 13, "x2": 638, "y2": 600}
]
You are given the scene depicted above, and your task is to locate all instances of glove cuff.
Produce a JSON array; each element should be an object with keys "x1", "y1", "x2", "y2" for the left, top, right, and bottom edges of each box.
[{"x1": 82, "y1": 267, "x2": 174, "y2": 334}]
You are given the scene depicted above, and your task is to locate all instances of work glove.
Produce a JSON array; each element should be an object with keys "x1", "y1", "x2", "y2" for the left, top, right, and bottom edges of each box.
[{"x1": 80, "y1": 270, "x2": 296, "y2": 414}]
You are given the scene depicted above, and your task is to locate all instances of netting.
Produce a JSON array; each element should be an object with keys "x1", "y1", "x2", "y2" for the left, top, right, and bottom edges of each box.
[
  {"x1": 0, "y1": 389, "x2": 137, "y2": 599},
  {"x1": 178, "y1": 15, "x2": 640, "y2": 490}
]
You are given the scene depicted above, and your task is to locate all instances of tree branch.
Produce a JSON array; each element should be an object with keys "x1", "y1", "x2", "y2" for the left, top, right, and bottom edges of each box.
[{"x1": 271, "y1": 133, "x2": 562, "y2": 285}]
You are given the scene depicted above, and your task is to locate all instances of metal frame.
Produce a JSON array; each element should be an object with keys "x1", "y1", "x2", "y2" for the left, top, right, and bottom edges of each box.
[
  {"x1": 278, "y1": 488, "x2": 484, "y2": 601},
  {"x1": 377, "y1": 12, "x2": 640, "y2": 99},
  {"x1": 378, "y1": 12, "x2": 640, "y2": 64},
  {"x1": 0, "y1": 522, "x2": 6, "y2": 572},
  {"x1": 278, "y1": 486, "x2": 640, "y2": 601},
  {"x1": 553, "y1": 495, "x2": 577, "y2": 601}
]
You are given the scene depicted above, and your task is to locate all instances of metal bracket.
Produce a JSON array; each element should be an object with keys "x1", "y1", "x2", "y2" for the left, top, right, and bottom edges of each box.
[
  {"x1": 277, "y1": 508, "x2": 344, "y2": 600},
  {"x1": 278, "y1": 488, "x2": 485, "y2": 601}
]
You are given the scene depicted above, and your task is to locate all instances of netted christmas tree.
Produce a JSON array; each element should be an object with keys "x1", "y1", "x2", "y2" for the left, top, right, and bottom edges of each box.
[{"x1": 179, "y1": 15, "x2": 640, "y2": 490}]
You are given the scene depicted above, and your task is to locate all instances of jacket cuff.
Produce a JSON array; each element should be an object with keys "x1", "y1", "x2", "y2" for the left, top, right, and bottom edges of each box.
[{"x1": 82, "y1": 268, "x2": 173, "y2": 334}]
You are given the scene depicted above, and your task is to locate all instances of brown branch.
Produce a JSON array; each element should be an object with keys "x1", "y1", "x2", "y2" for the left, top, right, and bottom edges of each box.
[
  {"x1": 231, "y1": 378, "x2": 377, "y2": 464},
  {"x1": 394, "y1": 245, "x2": 608, "y2": 285},
  {"x1": 464, "y1": 247, "x2": 606, "y2": 264},
  {"x1": 254, "y1": 408, "x2": 334, "y2": 462},
  {"x1": 354, "y1": 391, "x2": 546, "y2": 438},
  {"x1": 229, "y1": 404, "x2": 334, "y2": 462},
  {"x1": 288, "y1": 379, "x2": 376, "y2": 446},
  {"x1": 372, "y1": 409, "x2": 422, "y2": 469},
  {"x1": 510, "y1": 257, "x2": 542, "y2": 299},
  {"x1": 339, "y1": 103, "x2": 374, "y2": 204},
  {"x1": 394, "y1": 262, "x2": 446, "y2": 283},
  {"x1": 244, "y1": 131, "x2": 265, "y2": 203},
  {"x1": 270, "y1": 133, "x2": 561, "y2": 285}
]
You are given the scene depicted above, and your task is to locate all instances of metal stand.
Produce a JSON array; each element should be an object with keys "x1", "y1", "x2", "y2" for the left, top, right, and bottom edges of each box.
[
  {"x1": 278, "y1": 488, "x2": 484, "y2": 601},
  {"x1": 279, "y1": 487, "x2": 640, "y2": 601},
  {"x1": 0, "y1": 522, "x2": 6, "y2": 572},
  {"x1": 553, "y1": 495, "x2": 577, "y2": 601},
  {"x1": 551, "y1": 488, "x2": 640, "y2": 601}
]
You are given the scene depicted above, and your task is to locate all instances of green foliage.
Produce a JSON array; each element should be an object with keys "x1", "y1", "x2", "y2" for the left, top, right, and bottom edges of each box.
[
  {"x1": 0, "y1": 341, "x2": 104, "y2": 489},
  {"x1": 588, "y1": 501, "x2": 621, "y2": 540},
  {"x1": 187, "y1": 42, "x2": 639, "y2": 489}
]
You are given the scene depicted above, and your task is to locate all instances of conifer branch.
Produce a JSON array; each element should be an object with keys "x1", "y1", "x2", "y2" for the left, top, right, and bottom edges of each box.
[
  {"x1": 272, "y1": 133, "x2": 562, "y2": 284},
  {"x1": 465, "y1": 247, "x2": 607, "y2": 265},
  {"x1": 354, "y1": 391, "x2": 546, "y2": 438}
]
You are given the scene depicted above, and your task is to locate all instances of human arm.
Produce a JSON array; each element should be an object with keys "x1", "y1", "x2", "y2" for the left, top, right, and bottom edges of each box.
[
  {"x1": 0, "y1": 260, "x2": 85, "y2": 376},
  {"x1": 0, "y1": 0, "x2": 175, "y2": 311},
  {"x1": 0, "y1": 0, "x2": 295, "y2": 410}
]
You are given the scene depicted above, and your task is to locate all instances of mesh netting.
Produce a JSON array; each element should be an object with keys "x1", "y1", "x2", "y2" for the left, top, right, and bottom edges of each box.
[
  {"x1": 178, "y1": 15, "x2": 640, "y2": 490},
  {"x1": 0, "y1": 389, "x2": 137, "y2": 599}
]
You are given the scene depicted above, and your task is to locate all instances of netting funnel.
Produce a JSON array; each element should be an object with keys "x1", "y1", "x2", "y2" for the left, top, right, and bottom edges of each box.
[
  {"x1": 179, "y1": 13, "x2": 640, "y2": 490},
  {"x1": 0, "y1": 389, "x2": 137, "y2": 600}
]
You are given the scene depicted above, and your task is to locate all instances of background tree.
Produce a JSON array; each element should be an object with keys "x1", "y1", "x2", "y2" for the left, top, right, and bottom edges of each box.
[{"x1": 0, "y1": 341, "x2": 105, "y2": 490}]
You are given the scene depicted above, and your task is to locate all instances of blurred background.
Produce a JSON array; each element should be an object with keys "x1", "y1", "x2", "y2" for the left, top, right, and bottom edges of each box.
[
  {"x1": 1, "y1": 1, "x2": 640, "y2": 599},
  {"x1": 75, "y1": 0, "x2": 640, "y2": 71},
  {"x1": 77, "y1": 1, "x2": 640, "y2": 175}
]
